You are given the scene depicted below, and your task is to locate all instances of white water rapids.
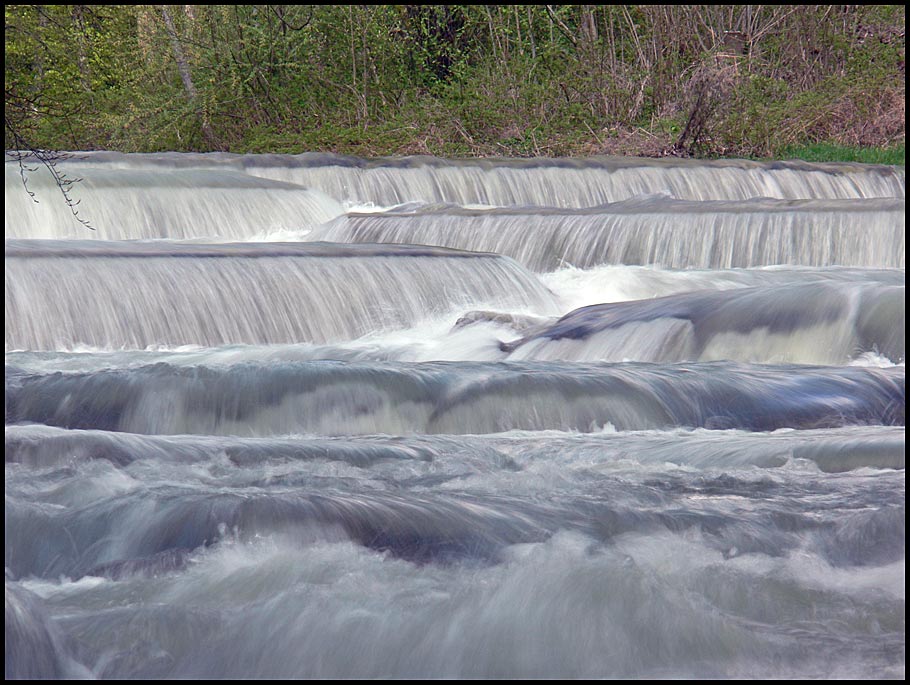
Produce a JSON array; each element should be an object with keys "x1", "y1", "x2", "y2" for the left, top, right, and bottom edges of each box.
[{"x1": 5, "y1": 151, "x2": 905, "y2": 679}]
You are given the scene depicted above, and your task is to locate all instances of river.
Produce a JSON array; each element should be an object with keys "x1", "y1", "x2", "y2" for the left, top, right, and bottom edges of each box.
[{"x1": 5, "y1": 151, "x2": 904, "y2": 679}]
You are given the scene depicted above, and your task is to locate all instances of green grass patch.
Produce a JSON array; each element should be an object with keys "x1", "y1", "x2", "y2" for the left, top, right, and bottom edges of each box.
[{"x1": 774, "y1": 143, "x2": 905, "y2": 166}]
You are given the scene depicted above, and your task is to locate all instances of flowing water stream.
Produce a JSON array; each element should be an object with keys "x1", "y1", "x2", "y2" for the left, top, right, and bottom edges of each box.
[{"x1": 5, "y1": 151, "x2": 905, "y2": 679}]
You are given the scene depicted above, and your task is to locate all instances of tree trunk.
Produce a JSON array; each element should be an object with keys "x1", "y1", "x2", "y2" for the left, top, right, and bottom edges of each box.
[
  {"x1": 72, "y1": 5, "x2": 92, "y2": 94},
  {"x1": 160, "y1": 5, "x2": 219, "y2": 149}
]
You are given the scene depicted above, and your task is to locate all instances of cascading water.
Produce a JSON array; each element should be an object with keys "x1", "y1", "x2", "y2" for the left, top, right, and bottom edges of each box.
[
  {"x1": 4, "y1": 151, "x2": 905, "y2": 680},
  {"x1": 501, "y1": 281, "x2": 905, "y2": 365},
  {"x1": 5, "y1": 159, "x2": 343, "y2": 241},
  {"x1": 312, "y1": 197, "x2": 906, "y2": 270},
  {"x1": 4, "y1": 241, "x2": 558, "y2": 351},
  {"x1": 6, "y1": 360, "x2": 903, "y2": 436},
  {"x1": 11, "y1": 150, "x2": 904, "y2": 207},
  {"x1": 240, "y1": 153, "x2": 907, "y2": 205}
]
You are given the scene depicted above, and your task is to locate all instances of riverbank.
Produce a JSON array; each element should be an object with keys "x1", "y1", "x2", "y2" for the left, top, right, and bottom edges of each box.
[
  {"x1": 6, "y1": 6, "x2": 904, "y2": 166},
  {"x1": 237, "y1": 123, "x2": 907, "y2": 165}
]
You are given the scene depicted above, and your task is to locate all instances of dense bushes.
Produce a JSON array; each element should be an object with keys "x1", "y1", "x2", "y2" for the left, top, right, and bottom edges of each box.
[{"x1": 5, "y1": 5, "x2": 905, "y2": 161}]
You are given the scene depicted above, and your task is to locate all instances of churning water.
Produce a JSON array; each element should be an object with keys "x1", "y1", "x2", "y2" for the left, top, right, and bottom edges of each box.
[{"x1": 5, "y1": 151, "x2": 905, "y2": 679}]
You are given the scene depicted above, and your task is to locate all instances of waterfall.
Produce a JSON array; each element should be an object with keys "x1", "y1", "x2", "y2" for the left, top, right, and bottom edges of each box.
[
  {"x1": 5, "y1": 160, "x2": 343, "y2": 240},
  {"x1": 4, "y1": 149, "x2": 905, "y2": 680},
  {"x1": 312, "y1": 197, "x2": 906, "y2": 270},
  {"x1": 5, "y1": 240, "x2": 559, "y2": 351},
  {"x1": 241, "y1": 153, "x2": 906, "y2": 205},
  {"x1": 502, "y1": 282, "x2": 905, "y2": 365}
]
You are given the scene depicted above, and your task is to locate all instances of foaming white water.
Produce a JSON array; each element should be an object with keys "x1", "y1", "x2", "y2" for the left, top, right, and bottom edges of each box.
[
  {"x1": 4, "y1": 149, "x2": 905, "y2": 681},
  {"x1": 11, "y1": 152, "x2": 902, "y2": 213},
  {"x1": 6, "y1": 370, "x2": 905, "y2": 680},
  {"x1": 9, "y1": 526, "x2": 903, "y2": 679},
  {"x1": 503, "y1": 281, "x2": 905, "y2": 365},
  {"x1": 850, "y1": 351, "x2": 903, "y2": 368},
  {"x1": 5, "y1": 241, "x2": 560, "y2": 351},
  {"x1": 5, "y1": 161, "x2": 344, "y2": 241},
  {"x1": 5, "y1": 266, "x2": 902, "y2": 366},
  {"x1": 7, "y1": 360, "x2": 902, "y2": 436},
  {"x1": 5, "y1": 582, "x2": 93, "y2": 679},
  {"x1": 241, "y1": 154, "x2": 905, "y2": 205},
  {"x1": 7, "y1": 422, "x2": 904, "y2": 476},
  {"x1": 541, "y1": 263, "x2": 904, "y2": 311},
  {"x1": 311, "y1": 197, "x2": 906, "y2": 271}
]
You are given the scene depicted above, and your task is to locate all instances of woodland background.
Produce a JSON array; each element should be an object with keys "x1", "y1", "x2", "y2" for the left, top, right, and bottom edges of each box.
[{"x1": 4, "y1": 5, "x2": 906, "y2": 162}]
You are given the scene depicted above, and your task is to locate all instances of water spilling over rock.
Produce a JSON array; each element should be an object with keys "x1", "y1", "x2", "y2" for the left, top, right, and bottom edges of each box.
[{"x1": 4, "y1": 151, "x2": 905, "y2": 679}]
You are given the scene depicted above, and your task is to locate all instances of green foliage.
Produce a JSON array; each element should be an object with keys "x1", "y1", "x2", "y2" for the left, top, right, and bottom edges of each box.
[
  {"x1": 5, "y1": 4, "x2": 905, "y2": 159},
  {"x1": 775, "y1": 143, "x2": 905, "y2": 166}
]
